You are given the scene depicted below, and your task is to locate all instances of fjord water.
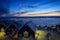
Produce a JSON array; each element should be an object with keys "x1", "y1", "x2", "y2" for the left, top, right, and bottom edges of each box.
[{"x1": 0, "y1": 16, "x2": 60, "y2": 26}]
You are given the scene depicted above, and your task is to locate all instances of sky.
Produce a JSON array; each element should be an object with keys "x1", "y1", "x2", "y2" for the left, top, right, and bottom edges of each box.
[
  {"x1": 10, "y1": 0, "x2": 60, "y2": 14},
  {"x1": 0, "y1": 0, "x2": 60, "y2": 27},
  {"x1": 0, "y1": 0, "x2": 60, "y2": 14}
]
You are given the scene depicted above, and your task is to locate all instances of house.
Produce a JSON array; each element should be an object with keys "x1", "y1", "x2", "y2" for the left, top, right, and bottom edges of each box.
[{"x1": 18, "y1": 21, "x2": 36, "y2": 37}]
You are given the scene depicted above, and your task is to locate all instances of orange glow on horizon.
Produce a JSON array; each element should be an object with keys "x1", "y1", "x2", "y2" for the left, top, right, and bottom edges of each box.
[{"x1": 13, "y1": 13, "x2": 60, "y2": 17}]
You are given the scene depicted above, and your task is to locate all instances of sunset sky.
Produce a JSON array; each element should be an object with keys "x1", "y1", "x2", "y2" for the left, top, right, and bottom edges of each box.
[
  {"x1": 13, "y1": 13, "x2": 60, "y2": 16},
  {"x1": 10, "y1": 0, "x2": 60, "y2": 13},
  {"x1": 10, "y1": 0, "x2": 60, "y2": 14},
  {"x1": 0, "y1": 0, "x2": 60, "y2": 27},
  {"x1": 0, "y1": 0, "x2": 60, "y2": 16}
]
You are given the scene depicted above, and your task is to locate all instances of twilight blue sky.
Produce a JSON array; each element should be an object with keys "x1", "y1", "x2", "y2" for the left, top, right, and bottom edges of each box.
[{"x1": 0, "y1": 0, "x2": 60, "y2": 14}]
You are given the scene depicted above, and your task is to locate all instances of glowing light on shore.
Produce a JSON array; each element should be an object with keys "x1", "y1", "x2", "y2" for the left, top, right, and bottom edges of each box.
[
  {"x1": 0, "y1": 28, "x2": 6, "y2": 39},
  {"x1": 35, "y1": 30, "x2": 47, "y2": 40}
]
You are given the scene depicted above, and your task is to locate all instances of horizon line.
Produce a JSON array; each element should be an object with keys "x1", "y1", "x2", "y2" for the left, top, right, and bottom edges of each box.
[{"x1": 13, "y1": 13, "x2": 60, "y2": 17}]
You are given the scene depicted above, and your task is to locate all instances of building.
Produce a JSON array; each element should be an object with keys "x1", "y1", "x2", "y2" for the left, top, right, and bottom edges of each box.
[{"x1": 0, "y1": 17, "x2": 36, "y2": 38}]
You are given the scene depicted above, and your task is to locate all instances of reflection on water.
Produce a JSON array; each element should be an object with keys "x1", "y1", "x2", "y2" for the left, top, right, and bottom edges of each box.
[{"x1": 0, "y1": 17, "x2": 60, "y2": 26}]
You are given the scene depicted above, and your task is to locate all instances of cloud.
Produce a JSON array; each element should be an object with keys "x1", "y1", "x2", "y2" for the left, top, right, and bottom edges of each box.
[
  {"x1": 0, "y1": 0, "x2": 10, "y2": 15},
  {"x1": 17, "y1": 0, "x2": 60, "y2": 14},
  {"x1": 0, "y1": 0, "x2": 60, "y2": 14},
  {"x1": 0, "y1": 6, "x2": 9, "y2": 15}
]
